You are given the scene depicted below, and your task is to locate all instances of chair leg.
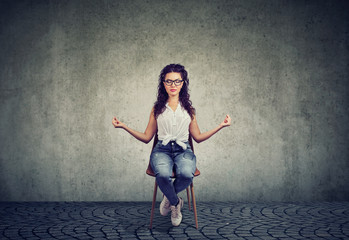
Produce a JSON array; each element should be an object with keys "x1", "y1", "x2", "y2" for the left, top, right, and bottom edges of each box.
[
  {"x1": 149, "y1": 180, "x2": 158, "y2": 229},
  {"x1": 186, "y1": 187, "x2": 191, "y2": 211},
  {"x1": 190, "y1": 182, "x2": 198, "y2": 229}
]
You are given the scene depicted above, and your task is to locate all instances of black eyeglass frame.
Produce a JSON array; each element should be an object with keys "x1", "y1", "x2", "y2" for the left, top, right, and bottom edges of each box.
[{"x1": 163, "y1": 79, "x2": 184, "y2": 86}]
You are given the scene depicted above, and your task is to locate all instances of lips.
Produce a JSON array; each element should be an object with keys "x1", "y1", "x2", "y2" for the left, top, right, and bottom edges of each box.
[{"x1": 170, "y1": 89, "x2": 176, "y2": 92}]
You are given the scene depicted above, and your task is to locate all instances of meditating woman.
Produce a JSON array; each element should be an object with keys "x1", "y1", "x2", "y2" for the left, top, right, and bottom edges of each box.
[{"x1": 112, "y1": 63, "x2": 231, "y2": 226}]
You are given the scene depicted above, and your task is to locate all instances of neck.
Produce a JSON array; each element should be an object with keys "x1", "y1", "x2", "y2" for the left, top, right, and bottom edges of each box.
[{"x1": 167, "y1": 95, "x2": 179, "y2": 104}]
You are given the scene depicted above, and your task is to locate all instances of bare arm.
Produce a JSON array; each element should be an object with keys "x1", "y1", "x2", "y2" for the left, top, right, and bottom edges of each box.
[
  {"x1": 189, "y1": 114, "x2": 231, "y2": 143},
  {"x1": 112, "y1": 109, "x2": 157, "y2": 144}
]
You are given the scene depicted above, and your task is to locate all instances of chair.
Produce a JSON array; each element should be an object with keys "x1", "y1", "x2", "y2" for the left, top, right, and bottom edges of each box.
[{"x1": 146, "y1": 134, "x2": 200, "y2": 229}]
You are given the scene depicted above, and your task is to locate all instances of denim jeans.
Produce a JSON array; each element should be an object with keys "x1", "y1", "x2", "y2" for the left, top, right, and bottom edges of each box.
[{"x1": 150, "y1": 140, "x2": 197, "y2": 206}]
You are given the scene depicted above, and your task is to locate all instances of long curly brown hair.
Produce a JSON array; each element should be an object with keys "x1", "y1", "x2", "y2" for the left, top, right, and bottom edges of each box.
[{"x1": 153, "y1": 64, "x2": 195, "y2": 119}]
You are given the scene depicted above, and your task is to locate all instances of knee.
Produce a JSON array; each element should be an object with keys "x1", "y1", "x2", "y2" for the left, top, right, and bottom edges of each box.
[
  {"x1": 156, "y1": 171, "x2": 171, "y2": 183},
  {"x1": 177, "y1": 169, "x2": 194, "y2": 181},
  {"x1": 176, "y1": 153, "x2": 195, "y2": 181}
]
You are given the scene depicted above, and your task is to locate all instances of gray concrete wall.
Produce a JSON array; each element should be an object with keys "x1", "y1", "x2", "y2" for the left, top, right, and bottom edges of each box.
[{"x1": 0, "y1": 0, "x2": 348, "y2": 202}]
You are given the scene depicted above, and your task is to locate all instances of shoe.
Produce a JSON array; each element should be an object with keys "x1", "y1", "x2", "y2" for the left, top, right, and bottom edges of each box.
[
  {"x1": 170, "y1": 197, "x2": 183, "y2": 226},
  {"x1": 160, "y1": 195, "x2": 171, "y2": 216}
]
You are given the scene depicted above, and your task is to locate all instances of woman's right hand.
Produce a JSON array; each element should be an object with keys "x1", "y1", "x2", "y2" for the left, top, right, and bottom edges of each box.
[
  {"x1": 112, "y1": 117, "x2": 125, "y2": 129},
  {"x1": 112, "y1": 109, "x2": 156, "y2": 143}
]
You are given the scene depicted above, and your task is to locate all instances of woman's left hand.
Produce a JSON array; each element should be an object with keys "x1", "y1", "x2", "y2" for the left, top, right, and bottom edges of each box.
[{"x1": 220, "y1": 114, "x2": 231, "y2": 128}]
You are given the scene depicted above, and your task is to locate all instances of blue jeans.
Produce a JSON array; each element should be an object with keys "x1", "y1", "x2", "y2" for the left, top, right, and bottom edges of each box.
[{"x1": 150, "y1": 140, "x2": 197, "y2": 206}]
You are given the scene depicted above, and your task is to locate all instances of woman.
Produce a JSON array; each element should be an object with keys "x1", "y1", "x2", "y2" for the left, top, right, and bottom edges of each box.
[{"x1": 112, "y1": 64, "x2": 231, "y2": 227}]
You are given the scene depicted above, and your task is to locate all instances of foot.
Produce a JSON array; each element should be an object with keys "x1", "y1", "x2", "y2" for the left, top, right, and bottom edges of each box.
[
  {"x1": 170, "y1": 197, "x2": 183, "y2": 226},
  {"x1": 160, "y1": 195, "x2": 171, "y2": 216}
]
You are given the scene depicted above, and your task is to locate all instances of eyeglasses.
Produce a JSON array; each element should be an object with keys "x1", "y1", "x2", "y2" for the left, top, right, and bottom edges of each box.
[{"x1": 163, "y1": 79, "x2": 184, "y2": 86}]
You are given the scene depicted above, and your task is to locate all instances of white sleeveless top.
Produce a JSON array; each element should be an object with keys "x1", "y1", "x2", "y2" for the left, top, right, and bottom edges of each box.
[{"x1": 157, "y1": 102, "x2": 191, "y2": 150}]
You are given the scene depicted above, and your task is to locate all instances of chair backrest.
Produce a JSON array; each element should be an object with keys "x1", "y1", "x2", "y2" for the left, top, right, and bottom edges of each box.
[{"x1": 146, "y1": 133, "x2": 200, "y2": 177}]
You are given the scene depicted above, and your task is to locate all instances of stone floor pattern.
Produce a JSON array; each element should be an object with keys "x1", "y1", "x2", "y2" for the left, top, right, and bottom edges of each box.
[{"x1": 1, "y1": 201, "x2": 348, "y2": 239}]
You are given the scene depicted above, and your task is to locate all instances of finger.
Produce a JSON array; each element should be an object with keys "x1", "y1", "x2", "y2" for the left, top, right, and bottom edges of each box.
[{"x1": 223, "y1": 115, "x2": 228, "y2": 123}]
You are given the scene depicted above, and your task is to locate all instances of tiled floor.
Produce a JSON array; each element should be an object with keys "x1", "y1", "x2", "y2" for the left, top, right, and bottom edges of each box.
[{"x1": 1, "y1": 201, "x2": 348, "y2": 239}]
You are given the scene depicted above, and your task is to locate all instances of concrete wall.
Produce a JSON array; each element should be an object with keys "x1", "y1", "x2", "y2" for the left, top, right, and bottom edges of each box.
[{"x1": 0, "y1": 0, "x2": 348, "y2": 202}]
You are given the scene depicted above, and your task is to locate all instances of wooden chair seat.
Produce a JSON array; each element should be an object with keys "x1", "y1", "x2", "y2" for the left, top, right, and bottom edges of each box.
[{"x1": 146, "y1": 163, "x2": 201, "y2": 178}]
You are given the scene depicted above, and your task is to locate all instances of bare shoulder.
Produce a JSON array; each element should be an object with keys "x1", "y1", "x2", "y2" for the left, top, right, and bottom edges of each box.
[
  {"x1": 149, "y1": 107, "x2": 156, "y2": 121},
  {"x1": 190, "y1": 114, "x2": 198, "y2": 124}
]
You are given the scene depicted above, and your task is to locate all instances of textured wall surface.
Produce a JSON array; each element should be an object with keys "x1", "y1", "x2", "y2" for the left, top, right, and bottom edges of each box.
[{"x1": 0, "y1": 0, "x2": 348, "y2": 202}]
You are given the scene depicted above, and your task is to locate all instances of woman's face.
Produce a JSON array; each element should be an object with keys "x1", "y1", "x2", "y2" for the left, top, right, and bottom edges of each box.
[{"x1": 163, "y1": 72, "x2": 183, "y2": 97}]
